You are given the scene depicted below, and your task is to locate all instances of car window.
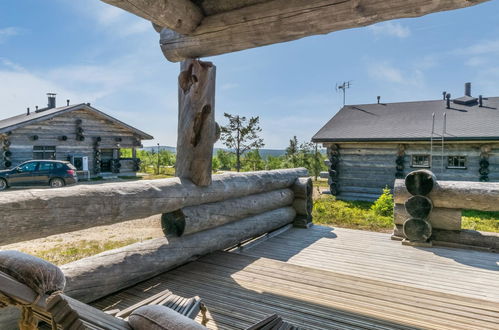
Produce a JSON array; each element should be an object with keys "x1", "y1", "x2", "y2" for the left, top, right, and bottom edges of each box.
[
  {"x1": 56, "y1": 163, "x2": 65, "y2": 169},
  {"x1": 19, "y1": 162, "x2": 38, "y2": 172},
  {"x1": 39, "y1": 162, "x2": 55, "y2": 171}
]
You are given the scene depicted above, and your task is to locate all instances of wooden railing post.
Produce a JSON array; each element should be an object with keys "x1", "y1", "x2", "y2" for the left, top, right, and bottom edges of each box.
[{"x1": 176, "y1": 59, "x2": 217, "y2": 186}]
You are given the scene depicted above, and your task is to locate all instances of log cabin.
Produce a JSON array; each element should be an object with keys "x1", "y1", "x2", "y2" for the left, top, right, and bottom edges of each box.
[
  {"x1": 312, "y1": 83, "x2": 499, "y2": 201},
  {"x1": 0, "y1": 94, "x2": 153, "y2": 177}
]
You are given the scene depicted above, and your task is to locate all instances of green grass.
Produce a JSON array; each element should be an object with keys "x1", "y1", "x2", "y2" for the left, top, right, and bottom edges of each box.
[
  {"x1": 462, "y1": 210, "x2": 499, "y2": 232},
  {"x1": 23, "y1": 239, "x2": 140, "y2": 265},
  {"x1": 313, "y1": 195, "x2": 393, "y2": 232}
]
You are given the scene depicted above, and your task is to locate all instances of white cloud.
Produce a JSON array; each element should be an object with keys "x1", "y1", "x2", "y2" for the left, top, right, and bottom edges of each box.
[
  {"x1": 461, "y1": 39, "x2": 499, "y2": 56},
  {"x1": 368, "y1": 62, "x2": 405, "y2": 83},
  {"x1": 465, "y1": 57, "x2": 488, "y2": 67},
  {"x1": 368, "y1": 21, "x2": 411, "y2": 38},
  {"x1": 0, "y1": 27, "x2": 22, "y2": 43}
]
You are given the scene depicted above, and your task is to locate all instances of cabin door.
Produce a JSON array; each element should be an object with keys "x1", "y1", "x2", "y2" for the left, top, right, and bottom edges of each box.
[{"x1": 100, "y1": 149, "x2": 114, "y2": 172}]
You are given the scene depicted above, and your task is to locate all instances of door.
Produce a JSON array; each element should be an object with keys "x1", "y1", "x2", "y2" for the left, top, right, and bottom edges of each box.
[
  {"x1": 9, "y1": 162, "x2": 39, "y2": 186},
  {"x1": 100, "y1": 149, "x2": 114, "y2": 172},
  {"x1": 34, "y1": 161, "x2": 55, "y2": 185}
]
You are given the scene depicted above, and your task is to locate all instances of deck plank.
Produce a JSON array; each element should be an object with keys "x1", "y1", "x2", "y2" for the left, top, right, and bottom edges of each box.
[{"x1": 91, "y1": 226, "x2": 499, "y2": 329}]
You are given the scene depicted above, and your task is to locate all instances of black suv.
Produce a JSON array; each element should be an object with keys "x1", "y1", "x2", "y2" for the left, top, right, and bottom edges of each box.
[{"x1": 0, "y1": 160, "x2": 78, "y2": 191}]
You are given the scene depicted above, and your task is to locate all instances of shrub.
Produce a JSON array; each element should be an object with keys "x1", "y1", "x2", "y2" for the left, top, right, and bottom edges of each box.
[{"x1": 371, "y1": 186, "x2": 394, "y2": 217}]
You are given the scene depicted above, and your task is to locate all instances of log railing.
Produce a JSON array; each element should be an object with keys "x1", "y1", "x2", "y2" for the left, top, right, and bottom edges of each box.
[{"x1": 393, "y1": 170, "x2": 499, "y2": 250}]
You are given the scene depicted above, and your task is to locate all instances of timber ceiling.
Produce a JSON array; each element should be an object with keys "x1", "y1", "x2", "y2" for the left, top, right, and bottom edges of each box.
[{"x1": 191, "y1": 0, "x2": 270, "y2": 15}]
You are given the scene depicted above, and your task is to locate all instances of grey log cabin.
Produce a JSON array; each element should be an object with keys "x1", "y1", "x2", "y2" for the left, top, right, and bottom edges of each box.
[
  {"x1": 0, "y1": 94, "x2": 153, "y2": 177},
  {"x1": 312, "y1": 83, "x2": 499, "y2": 201}
]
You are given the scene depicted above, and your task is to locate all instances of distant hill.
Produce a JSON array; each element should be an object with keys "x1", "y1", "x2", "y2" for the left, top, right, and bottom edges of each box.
[{"x1": 141, "y1": 146, "x2": 287, "y2": 159}]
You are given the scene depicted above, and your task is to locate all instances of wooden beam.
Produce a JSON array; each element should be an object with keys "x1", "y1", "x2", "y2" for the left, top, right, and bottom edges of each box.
[
  {"x1": 175, "y1": 59, "x2": 217, "y2": 186},
  {"x1": 101, "y1": 0, "x2": 203, "y2": 34},
  {"x1": 394, "y1": 179, "x2": 499, "y2": 212},
  {"x1": 160, "y1": 0, "x2": 490, "y2": 62},
  {"x1": 0, "y1": 168, "x2": 307, "y2": 245},
  {"x1": 62, "y1": 207, "x2": 296, "y2": 303}
]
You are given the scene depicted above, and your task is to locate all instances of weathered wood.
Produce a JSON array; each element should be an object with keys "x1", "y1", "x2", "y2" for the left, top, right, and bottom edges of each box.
[
  {"x1": 394, "y1": 179, "x2": 499, "y2": 211},
  {"x1": 292, "y1": 177, "x2": 312, "y2": 200},
  {"x1": 101, "y1": 0, "x2": 203, "y2": 35},
  {"x1": 0, "y1": 168, "x2": 307, "y2": 245},
  {"x1": 432, "y1": 229, "x2": 499, "y2": 250},
  {"x1": 159, "y1": 0, "x2": 489, "y2": 62},
  {"x1": 161, "y1": 188, "x2": 294, "y2": 236},
  {"x1": 404, "y1": 195, "x2": 433, "y2": 219},
  {"x1": 403, "y1": 218, "x2": 432, "y2": 242},
  {"x1": 175, "y1": 59, "x2": 217, "y2": 186},
  {"x1": 292, "y1": 198, "x2": 312, "y2": 219},
  {"x1": 61, "y1": 207, "x2": 296, "y2": 303},
  {"x1": 394, "y1": 204, "x2": 462, "y2": 231},
  {"x1": 405, "y1": 170, "x2": 437, "y2": 196}
]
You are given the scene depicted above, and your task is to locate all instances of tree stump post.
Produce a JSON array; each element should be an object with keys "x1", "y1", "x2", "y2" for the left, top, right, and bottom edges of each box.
[{"x1": 176, "y1": 59, "x2": 217, "y2": 186}]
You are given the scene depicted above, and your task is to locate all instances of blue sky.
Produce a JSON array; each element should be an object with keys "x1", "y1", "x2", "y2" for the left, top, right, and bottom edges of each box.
[{"x1": 1, "y1": 1, "x2": 499, "y2": 148}]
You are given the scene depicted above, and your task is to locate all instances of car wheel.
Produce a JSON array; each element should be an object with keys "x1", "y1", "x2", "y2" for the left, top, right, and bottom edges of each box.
[
  {"x1": 50, "y1": 178, "x2": 65, "y2": 188},
  {"x1": 0, "y1": 179, "x2": 7, "y2": 191}
]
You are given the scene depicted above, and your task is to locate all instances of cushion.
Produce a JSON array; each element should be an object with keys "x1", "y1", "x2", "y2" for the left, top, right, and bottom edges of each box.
[
  {"x1": 129, "y1": 305, "x2": 206, "y2": 330},
  {"x1": 0, "y1": 250, "x2": 66, "y2": 296}
]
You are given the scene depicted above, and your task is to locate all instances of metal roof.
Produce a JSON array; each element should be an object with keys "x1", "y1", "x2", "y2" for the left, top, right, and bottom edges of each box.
[
  {"x1": 312, "y1": 97, "x2": 499, "y2": 143},
  {"x1": 0, "y1": 104, "x2": 154, "y2": 140}
]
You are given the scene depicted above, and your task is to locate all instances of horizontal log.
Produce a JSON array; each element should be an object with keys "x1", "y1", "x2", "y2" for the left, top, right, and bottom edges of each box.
[
  {"x1": 62, "y1": 207, "x2": 296, "y2": 303},
  {"x1": 159, "y1": 0, "x2": 489, "y2": 62},
  {"x1": 101, "y1": 0, "x2": 203, "y2": 34},
  {"x1": 161, "y1": 189, "x2": 294, "y2": 236},
  {"x1": 394, "y1": 204, "x2": 462, "y2": 231},
  {"x1": 431, "y1": 229, "x2": 499, "y2": 250},
  {"x1": 394, "y1": 179, "x2": 499, "y2": 212},
  {"x1": 0, "y1": 168, "x2": 307, "y2": 245}
]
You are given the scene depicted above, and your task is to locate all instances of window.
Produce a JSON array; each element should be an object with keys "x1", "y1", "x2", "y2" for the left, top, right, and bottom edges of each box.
[
  {"x1": 39, "y1": 162, "x2": 55, "y2": 171},
  {"x1": 411, "y1": 155, "x2": 430, "y2": 168},
  {"x1": 33, "y1": 146, "x2": 56, "y2": 160},
  {"x1": 19, "y1": 162, "x2": 38, "y2": 172},
  {"x1": 447, "y1": 156, "x2": 466, "y2": 169}
]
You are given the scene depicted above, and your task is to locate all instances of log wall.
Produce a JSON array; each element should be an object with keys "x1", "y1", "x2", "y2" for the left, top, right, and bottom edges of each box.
[
  {"x1": 0, "y1": 109, "x2": 144, "y2": 175},
  {"x1": 324, "y1": 142, "x2": 499, "y2": 201}
]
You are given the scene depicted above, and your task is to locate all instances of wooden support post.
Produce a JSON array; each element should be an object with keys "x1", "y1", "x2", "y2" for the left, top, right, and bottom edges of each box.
[{"x1": 176, "y1": 59, "x2": 217, "y2": 186}]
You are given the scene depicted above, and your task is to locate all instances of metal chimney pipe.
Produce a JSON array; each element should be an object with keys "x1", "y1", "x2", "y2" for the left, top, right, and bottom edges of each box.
[
  {"x1": 35, "y1": 106, "x2": 39, "y2": 111},
  {"x1": 377, "y1": 96, "x2": 380, "y2": 104},
  {"x1": 464, "y1": 82, "x2": 471, "y2": 96},
  {"x1": 67, "y1": 99, "x2": 70, "y2": 106},
  {"x1": 47, "y1": 93, "x2": 57, "y2": 109},
  {"x1": 479, "y1": 95, "x2": 483, "y2": 107},
  {"x1": 446, "y1": 93, "x2": 451, "y2": 109},
  {"x1": 442, "y1": 91, "x2": 446, "y2": 100},
  {"x1": 27, "y1": 107, "x2": 30, "y2": 116}
]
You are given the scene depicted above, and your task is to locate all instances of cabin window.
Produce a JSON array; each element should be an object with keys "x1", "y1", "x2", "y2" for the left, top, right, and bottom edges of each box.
[
  {"x1": 447, "y1": 156, "x2": 466, "y2": 169},
  {"x1": 33, "y1": 146, "x2": 56, "y2": 160},
  {"x1": 411, "y1": 155, "x2": 430, "y2": 168}
]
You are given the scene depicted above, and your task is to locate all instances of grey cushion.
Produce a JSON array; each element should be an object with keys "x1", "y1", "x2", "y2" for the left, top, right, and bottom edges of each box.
[
  {"x1": 129, "y1": 305, "x2": 206, "y2": 330},
  {"x1": 0, "y1": 250, "x2": 66, "y2": 296}
]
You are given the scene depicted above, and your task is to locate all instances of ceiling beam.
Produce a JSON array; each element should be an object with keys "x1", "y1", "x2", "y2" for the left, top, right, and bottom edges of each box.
[
  {"x1": 160, "y1": 0, "x2": 489, "y2": 62},
  {"x1": 101, "y1": 0, "x2": 204, "y2": 34}
]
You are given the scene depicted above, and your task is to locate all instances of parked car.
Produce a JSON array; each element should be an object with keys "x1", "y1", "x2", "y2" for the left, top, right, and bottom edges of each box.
[{"x1": 0, "y1": 160, "x2": 78, "y2": 191}]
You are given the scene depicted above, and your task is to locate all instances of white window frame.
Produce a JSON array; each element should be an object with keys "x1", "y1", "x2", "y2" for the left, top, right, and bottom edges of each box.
[
  {"x1": 447, "y1": 155, "x2": 467, "y2": 169},
  {"x1": 411, "y1": 154, "x2": 430, "y2": 168}
]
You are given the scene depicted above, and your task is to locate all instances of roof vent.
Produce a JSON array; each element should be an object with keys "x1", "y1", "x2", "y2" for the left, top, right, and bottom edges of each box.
[
  {"x1": 453, "y1": 82, "x2": 477, "y2": 106},
  {"x1": 47, "y1": 93, "x2": 56, "y2": 109},
  {"x1": 26, "y1": 107, "x2": 30, "y2": 116},
  {"x1": 442, "y1": 91, "x2": 446, "y2": 100},
  {"x1": 465, "y1": 82, "x2": 471, "y2": 97},
  {"x1": 446, "y1": 93, "x2": 451, "y2": 109},
  {"x1": 377, "y1": 96, "x2": 380, "y2": 104},
  {"x1": 67, "y1": 99, "x2": 70, "y2": 106},
  {"x1": 479, "y1": 95, "x2": 483, "y2": 107}
]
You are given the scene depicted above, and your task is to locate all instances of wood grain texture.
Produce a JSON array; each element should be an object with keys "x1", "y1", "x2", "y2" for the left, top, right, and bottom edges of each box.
[
  {"x1": 176, "y1": 59, "x2": 217, "y2": 186},
  {"x1": 394, "y1": 179, "x2": 499, "y2": 211},
  {"x1": 0, "y1": 168, "x2": 306, "y2": 245},
  {"x1": 161, "y1": 188, "x2": 294, "y2": 236},
  {"x1": 159, "y1": 0, "x2": 489, "y2": 61},
  {"x1": 394, "y1": 204, "x2": 462, "y2": 231},
  {"x1": 101, "y1": 0, "x2": 204, "y2": 34},
  {"x1": 61, "y1": 207, "x2": 296, "y2": 303}
]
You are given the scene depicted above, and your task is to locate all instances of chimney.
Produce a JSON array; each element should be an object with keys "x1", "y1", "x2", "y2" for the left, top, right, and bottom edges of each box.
[
  {"x1": 446, "y1": 93, "x2": 451, "y2": 109},
  {"x1": 35, "y1": 106, "x2": 39, "y2": 111},
  {"x1": 464, "y1": 82, "x2": 471, "y2": 97},
  {"x1": 66, "y1": 99, "x2": 70, "y2": 106},
  {"x1": 442, "y1": 91, "x2": 446, "y2": 100},
  {"x1": 47, "y1": 93, "x2": 56, "y2": 109},
  {"x1": 26, "y1": 107, "x2": 30, "y2": 116},
  {"x1": 479, "y1": 95, "x2": 483, "y2": 107},
  {"x1": 377, "y1": 96, "x2": 380, "y2": 104}
]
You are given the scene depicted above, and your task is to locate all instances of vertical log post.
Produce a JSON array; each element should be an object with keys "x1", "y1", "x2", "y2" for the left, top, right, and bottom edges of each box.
[{"x1": 176, "y1": 59, "x2": 217, "y2": 186}]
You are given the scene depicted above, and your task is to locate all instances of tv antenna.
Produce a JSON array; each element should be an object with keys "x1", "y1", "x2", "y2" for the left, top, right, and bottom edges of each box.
[{"x1": 335, "y1": 81, "x2": 352, "y2": 106}]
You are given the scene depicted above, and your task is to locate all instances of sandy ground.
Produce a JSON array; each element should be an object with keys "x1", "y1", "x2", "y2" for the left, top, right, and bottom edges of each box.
[{"x1": 1, "y1": 215, "x2": 164, "y2": 255}]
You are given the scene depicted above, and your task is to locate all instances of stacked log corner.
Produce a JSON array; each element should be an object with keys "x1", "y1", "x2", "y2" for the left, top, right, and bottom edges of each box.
[
  {"x1": 395, "y1": 170, "x2": 436, "y2": 245},
  {"x1": 292, "y1": 177, "x2": 314, "y2": 228},
  {"x1": 176, "y1": 59, "x2": 217, "y2": 186},
  {"x1": 327, "y1": 145, "x2": 340, "y2": 196}
]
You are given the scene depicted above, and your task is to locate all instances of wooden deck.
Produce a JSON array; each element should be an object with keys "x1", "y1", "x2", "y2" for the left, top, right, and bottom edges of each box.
[{"x1": 92, "y1": 226, "x2": 499, "y2": 329}]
